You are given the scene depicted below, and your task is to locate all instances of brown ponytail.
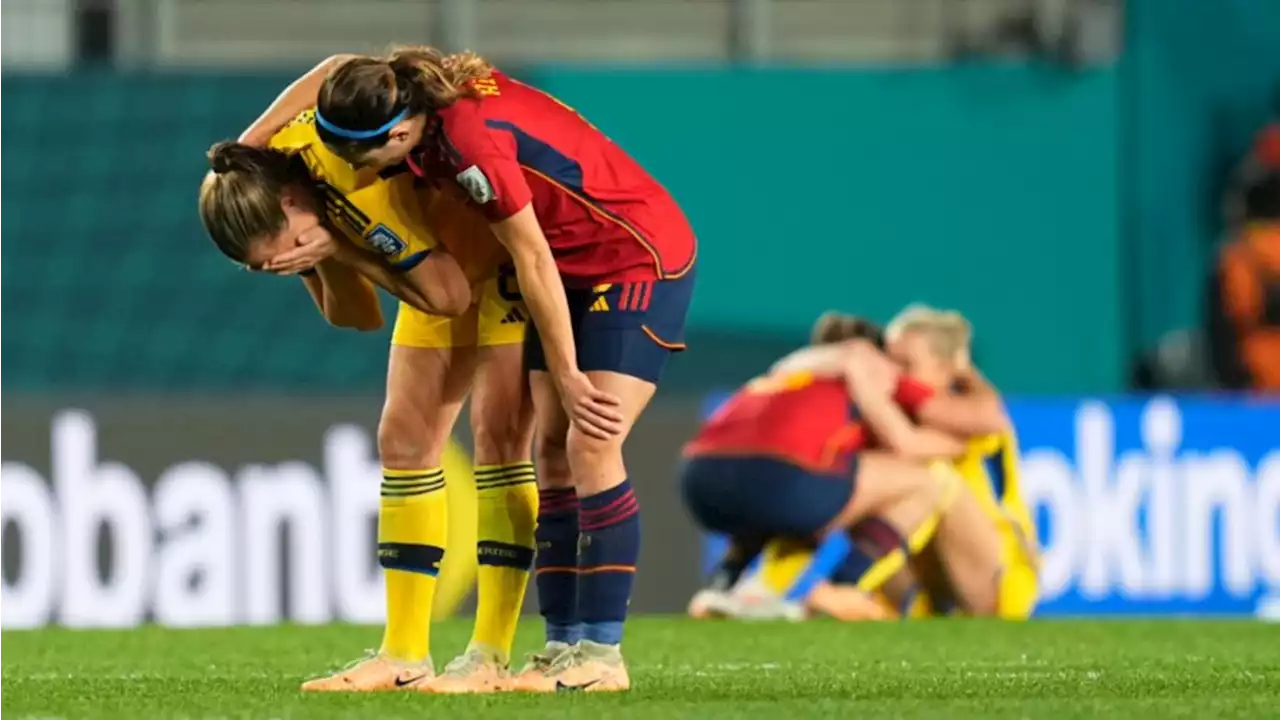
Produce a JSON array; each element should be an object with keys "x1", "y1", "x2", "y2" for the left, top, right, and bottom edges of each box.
[
  {"x1": 198, "y1": 141, "x2": 314, "y2": 262},
  {"x1": 386, "y1": 46, "x2": 493, "y2": 108},
  {"x1": 810, "y1": 311, "x2": 885, "y2": 347}
]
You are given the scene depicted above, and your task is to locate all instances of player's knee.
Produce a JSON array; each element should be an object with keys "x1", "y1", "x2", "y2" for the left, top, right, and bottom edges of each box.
[
  {"x1": 565, "y1": 428, "x2": 622, "y2": 466},
  {"x1": 565, "y1": 428, "x2": 626, "y2": 492},
  {"x1": 535, "y1": 432, "x2": 572, "y2": 488},
  {"x1": 377, "y1": 411, "x2": 448, "y2": 469}
]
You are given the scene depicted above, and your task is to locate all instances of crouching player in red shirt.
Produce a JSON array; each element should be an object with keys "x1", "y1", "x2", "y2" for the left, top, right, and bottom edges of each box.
[
  {"x1": 263, "y1": 47, "x2": 697, "y2": 693},
  {"x1": 681, "y1": 327, "x2": 955, "y2": 597}
]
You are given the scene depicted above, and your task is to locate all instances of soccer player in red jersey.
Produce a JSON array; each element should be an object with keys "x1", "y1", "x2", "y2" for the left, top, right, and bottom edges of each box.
[{"x1": 261, "y1": 47, "x2": 697, "y2": 693}]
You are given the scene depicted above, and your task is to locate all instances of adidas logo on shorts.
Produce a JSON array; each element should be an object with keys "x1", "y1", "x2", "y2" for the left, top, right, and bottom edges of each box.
[{"x1": 500, "y1": 307, "x2": 527, "y2": 324}]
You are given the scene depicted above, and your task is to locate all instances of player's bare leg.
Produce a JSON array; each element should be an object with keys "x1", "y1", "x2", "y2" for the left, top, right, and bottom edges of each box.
[
  {"x1": 513, "y1": 370, "x2": 579, "y2": 685},
  {"x1": 513, "y1": 370, "x2": 653, "y2": 693},
  {"x1": 425, "y1": 342, "x2": 536, "y2": 694},
  {"x1": 926, "y1": 481, "x2": 1005, "y2": 616},
  {"x1": 303, "y1": 343, "x2": 476, "y2": 692}
]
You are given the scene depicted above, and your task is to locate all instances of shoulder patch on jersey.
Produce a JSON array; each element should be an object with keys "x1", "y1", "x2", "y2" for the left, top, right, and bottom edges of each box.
[
  {"x1": 366, "y1": 224, "x2": 407, "y2": 256},
  {"x1": 456, "y1": 165, "x2": 496, "y2": 204}
]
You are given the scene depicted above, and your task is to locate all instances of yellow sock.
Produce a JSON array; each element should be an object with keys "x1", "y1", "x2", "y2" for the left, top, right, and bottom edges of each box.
[
  {"x1": 759, "y1": 539, "x2": 816, "y2": 595},
  {"x1": 378, "y1": 467, "x2": 447, "y2": 663},
  {"x1": 471, "y1": 461, "x2": 538, "y2": 664}
]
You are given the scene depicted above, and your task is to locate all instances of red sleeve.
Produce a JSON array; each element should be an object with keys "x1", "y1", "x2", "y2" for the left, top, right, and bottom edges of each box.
[
  {"x1": 892, "y1": 376, "x2": 935, "y2": 416},
  {"x1": 438, "y1": 105, "x2": 532, "y2": 222}
]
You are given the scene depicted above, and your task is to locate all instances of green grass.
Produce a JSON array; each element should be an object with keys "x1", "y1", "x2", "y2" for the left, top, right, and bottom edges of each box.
[{"x1": 4, "y1": 618, "x2": 1279, "y2": 718}]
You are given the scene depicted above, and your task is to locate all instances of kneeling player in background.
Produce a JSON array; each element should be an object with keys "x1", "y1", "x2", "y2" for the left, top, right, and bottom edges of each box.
[
  {"x1": 680, "y1": 315, "x2": 976, "y2": 625},
  {"x1": 877, "y1": 306, "x2": 1039, "y2": 619},
  {"x1": 699, "y1": 308, "x2": 1037, "y2": 620}
]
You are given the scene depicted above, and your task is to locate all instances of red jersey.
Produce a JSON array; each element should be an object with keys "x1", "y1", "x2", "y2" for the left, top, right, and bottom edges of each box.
[
  {"x1": 683, "y1": 372, "x2": 935, "y2": 473},
  {"x1": 411, "y1": 71, "x2": 697, "y2": 287}
]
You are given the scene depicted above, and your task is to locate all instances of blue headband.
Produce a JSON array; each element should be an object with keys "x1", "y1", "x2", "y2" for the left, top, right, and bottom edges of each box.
[{"x1": 315, "y1": 107, "x2": 410, "y2": 140}]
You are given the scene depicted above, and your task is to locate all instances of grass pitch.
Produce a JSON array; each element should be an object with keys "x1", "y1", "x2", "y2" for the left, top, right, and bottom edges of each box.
[{"x1": 4, "y1": 618, "x2": 1278, "y2": 718}]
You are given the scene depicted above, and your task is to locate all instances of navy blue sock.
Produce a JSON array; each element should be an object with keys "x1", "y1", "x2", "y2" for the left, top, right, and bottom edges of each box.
[
  {"x1": 832, "y1": 517, "x2": 909, "y2": 587},
  {"x1": 535, "y1": 487, "x2": 582, "y2": 644},
  {"x1": 829, "y1": 544, "x2": 878, "y2": 586},
  {"x1": 835, "y1": 518, "x2": 919, "y2": 615},
  {"x1": 578, "y1": 480, "x2": 641, "y2": 646},
  {"x1": 709, "y1": 536, "x2": 766, "y2": 591}
]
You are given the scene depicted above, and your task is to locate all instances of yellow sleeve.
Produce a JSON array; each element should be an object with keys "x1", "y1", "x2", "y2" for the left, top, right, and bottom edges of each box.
[{"x1": 267, "y1": 110, "x2": 319, "y2": 153}]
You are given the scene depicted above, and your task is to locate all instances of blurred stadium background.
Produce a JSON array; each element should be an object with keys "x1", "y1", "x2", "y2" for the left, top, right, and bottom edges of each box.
[{"x1": 3, "y1": 0, "x2": 1279, "y2": 632}]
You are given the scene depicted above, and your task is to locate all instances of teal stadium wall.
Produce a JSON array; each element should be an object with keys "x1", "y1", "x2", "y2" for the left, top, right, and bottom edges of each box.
[
  {"x1": 2, "y1": 0, "x2": 1275, "y2": 395},
  {"x1": 0, "y1": 66, "x2": 1122, "y2": 395},
  {"x1": 529, "y1": 64, "x2": 1124, "y2": 394},
  {"x1": 1, "y1": 74, "x2": 380, "y2": 394}
]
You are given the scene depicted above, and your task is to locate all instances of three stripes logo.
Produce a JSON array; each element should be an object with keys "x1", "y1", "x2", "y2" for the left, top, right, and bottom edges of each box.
[
  {"x1": 589, "y1": 282, "x2": 653, "y2": 312},
  {"x1": 500, "y1": 307, "x2": 527, "y2": 324}
]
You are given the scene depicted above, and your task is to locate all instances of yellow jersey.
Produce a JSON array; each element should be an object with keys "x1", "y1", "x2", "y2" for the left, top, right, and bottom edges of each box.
[
  {"x1": 954, "y1": 430, "x2": 1040, "y2": 619},
  {"x1": 269, "y1": 111, "x2": 439, "y2": 273},
  {"x1": 267, "y1": 111, "x2": 506, "y2": 284}
]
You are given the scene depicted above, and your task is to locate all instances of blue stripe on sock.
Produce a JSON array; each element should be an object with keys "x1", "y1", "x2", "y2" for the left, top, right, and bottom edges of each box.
[
  {"x1": 584, "y1": 621, "x2": 624, "y2": 646},
  {"x1": 547, "y1": 621, "x2": 584, "y2": 644}
]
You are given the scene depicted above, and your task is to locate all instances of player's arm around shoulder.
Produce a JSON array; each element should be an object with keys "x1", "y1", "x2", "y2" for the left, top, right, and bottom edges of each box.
[{"x1": 240, "y1": 54, "x2": 356, "y2": 147}]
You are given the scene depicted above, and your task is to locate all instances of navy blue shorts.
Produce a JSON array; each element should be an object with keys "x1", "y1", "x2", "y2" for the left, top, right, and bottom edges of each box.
[
  {"x1": 679, "y1": 454, "x2": 856, "y2": 540},
  {"x1": 525, "y1": 267, "x2": 696, "y2": 384}
]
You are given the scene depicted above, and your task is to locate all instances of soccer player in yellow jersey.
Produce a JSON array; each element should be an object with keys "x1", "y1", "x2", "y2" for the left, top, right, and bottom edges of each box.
[
  {"x1": 880, "y1": 306, "x2": 1039, "y2": 618},
  {"x1": 198, "y1": 110, "x2": 539, "y2": 692},
  {"x1": 788, "y1": 307, "x2": 1036, "y2": 620}
]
